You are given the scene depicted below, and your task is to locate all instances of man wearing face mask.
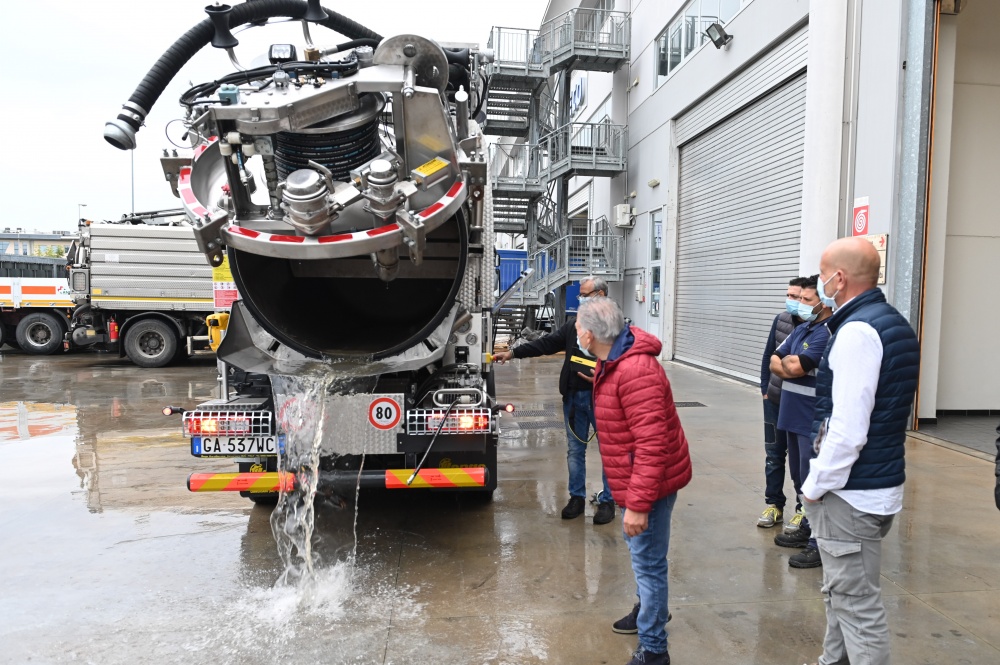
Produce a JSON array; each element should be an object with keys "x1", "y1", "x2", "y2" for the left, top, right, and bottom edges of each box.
[
  {"x1": 769, "y1": 275, "x2": 832, "y2": 568},
  {"x1": 757, "y1": 276, "x2": 807, "y2": 530},
  {"x1": 799, "y1": 237, "x2": 919, "y2": 665},
  {"x1": 493, "y1": 276, "x2": 616, "y2": 524}
]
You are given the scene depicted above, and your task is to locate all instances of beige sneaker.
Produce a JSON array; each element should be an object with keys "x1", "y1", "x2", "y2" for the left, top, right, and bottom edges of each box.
[
  {"x1": 756, "y1": 505, "x2": 783, "y2": 528},
  {"x1": 783, "y1": 508, "x2": 804, "y2": 533}
]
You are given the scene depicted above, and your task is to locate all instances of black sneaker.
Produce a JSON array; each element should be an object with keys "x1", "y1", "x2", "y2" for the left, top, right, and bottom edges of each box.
[
  {"x1": 612, "y1": 603, "x2": 640, "y2": 634},
  {"x1": 612, "y1": 603, "x2": 672, "y2": 634},
  {"x1": 626, "y1": 648, "x2": 670, "y2": 665},
  {"x1": 594, "y1": 501, "x2": 615, "y2": 525},
  {"x1": 561, "y1": 496, "x2": 586, "y2": 519},
  {"x1": 789, "y1": 545, "x2": 823, "y2": 569},
  {"x1": 774, "y1": 525, "x2": 811, "y2": 548}
]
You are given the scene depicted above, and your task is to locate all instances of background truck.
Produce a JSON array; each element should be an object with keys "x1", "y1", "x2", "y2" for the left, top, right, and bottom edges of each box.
[
  {"x1": 0, "y1": 255, "x2": 74, "y2": 353},
  {"x1": 67, "y1": 214, "x2": 220, "y2": 367}
]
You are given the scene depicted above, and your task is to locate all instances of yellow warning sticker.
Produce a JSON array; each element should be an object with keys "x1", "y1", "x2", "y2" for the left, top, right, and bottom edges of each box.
[
  {"x1": 413, "y1": 157, "x2": 449, "y2": 178},
  {"x1": 212, "y1": 255, "x2": 233, "y2": 283}
]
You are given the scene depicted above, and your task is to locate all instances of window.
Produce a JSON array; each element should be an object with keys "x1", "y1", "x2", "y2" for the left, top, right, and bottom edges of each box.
[
  {"x1": 0, "y1": 242, "x2": 8, "y2": 254},
  {"x1": 654, "y1": 0, "x2": 746, "y2": 87},
  {"x1": 650, "y1": 210, "x2": 663, "y2": 262},
  {"x1": 650, "y1": 210, "x2": 663, "y2": 317}
]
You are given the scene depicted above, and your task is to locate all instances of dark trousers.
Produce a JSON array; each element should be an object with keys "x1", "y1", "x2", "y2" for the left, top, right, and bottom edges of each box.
[
  {"x1": 792, "y1": 431, "x2": 818, "y2": 547},
  {"x1": 763, "y1": 398, "x2": 799, "y2": 510}
]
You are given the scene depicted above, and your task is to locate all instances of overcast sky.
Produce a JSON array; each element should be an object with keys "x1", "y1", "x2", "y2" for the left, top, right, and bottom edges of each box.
[{"x1": 0, "y1": 0, "x2": 545, "y2": 233}]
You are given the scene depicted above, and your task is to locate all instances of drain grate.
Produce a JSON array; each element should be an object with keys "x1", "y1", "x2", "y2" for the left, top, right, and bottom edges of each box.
[
  {"x1": 505, "y1": 421, "x2": 566, "y2": 431},
  {"x1": 508, "y1": 409, "x2": 556, "y2": 418},
  {"x1": 676, "y1": 402, "x2": 706, "y2": 408}
]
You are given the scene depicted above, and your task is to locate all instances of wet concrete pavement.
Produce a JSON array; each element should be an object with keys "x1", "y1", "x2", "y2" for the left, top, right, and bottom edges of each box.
[{"x1": 1, "y1": 349, "x2": 998, "y2": 664}]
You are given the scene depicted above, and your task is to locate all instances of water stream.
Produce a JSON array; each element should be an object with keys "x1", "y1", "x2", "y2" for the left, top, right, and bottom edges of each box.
[{"x1": 269, "y1": 373, "x2": 334, "y2": 590}]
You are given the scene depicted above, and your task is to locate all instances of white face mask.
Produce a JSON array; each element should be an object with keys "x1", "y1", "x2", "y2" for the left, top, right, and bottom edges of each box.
[
  {"x1": 818, "y1": 273, "x2": 840, "y2": 309},
  {"x1": 577, "y1": 334, "x2": 595, "y2": 359}
]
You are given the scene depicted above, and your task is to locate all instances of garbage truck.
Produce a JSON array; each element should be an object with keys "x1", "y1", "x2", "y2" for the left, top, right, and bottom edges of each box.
[
  {"x1": 106, "y1": 0, "x2": 505, "y2": 502},
  {"x1": 67, "y1": 214, "x2": 219, "y2": 368}
]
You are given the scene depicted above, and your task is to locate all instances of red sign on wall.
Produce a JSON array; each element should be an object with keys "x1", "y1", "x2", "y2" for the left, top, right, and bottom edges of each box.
[{"x1": 853, "y1": 197, "x2": 870, "y2": 236}]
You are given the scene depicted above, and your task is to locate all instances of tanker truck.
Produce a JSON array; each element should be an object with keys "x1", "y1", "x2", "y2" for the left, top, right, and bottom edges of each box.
[{"x1": 106, "y1": 1, "x2": 504, "y2": 503}]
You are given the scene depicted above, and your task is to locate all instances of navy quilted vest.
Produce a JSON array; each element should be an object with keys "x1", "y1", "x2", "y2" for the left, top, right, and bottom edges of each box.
[{"x1": 812, "y1": 289, "x2": 920, "y2": 490}]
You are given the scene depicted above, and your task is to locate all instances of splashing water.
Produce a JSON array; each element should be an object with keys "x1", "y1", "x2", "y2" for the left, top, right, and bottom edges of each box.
[{"x1": 269, "y1": 373, "x2": 337, "y2": 590}]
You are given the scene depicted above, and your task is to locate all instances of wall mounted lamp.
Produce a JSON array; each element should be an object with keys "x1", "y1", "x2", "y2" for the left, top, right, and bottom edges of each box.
[
  {"x1": 647, "y1": 179, "x2": 660, "y2": 188},
  {"x1": 705, "y1": 23, "x2": 733, "y2": 50}
]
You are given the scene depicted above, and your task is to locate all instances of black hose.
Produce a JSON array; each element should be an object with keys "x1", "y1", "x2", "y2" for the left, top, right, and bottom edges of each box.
[
  {"x1": 180, "y1": 58, "x2": 359, "y2": 106},
  {"x1": 321, "y1": 38, "x2": 380, "y2": 55},
  {"x1": 107, "y1": 0, "x2": 382, "y2": 149}
]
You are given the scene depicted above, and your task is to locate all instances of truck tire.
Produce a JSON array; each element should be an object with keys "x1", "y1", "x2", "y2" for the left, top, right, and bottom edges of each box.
[
  {"x1": 15, "y1": 312, "x2": 65, "y2": 355},
  {"x1": 124, "y1": 319, "x2": 178, "y2": 368}
]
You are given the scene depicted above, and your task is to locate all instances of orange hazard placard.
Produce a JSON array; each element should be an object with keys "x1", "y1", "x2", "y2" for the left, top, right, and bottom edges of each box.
[{"x1": 368, "y1": 397, "x2": 402, "y2": 430}]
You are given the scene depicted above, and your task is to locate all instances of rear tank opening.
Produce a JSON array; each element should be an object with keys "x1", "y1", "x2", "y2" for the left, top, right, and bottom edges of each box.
[{"x1": 228, "y1": 211, "x2": 469, "y2": 359}]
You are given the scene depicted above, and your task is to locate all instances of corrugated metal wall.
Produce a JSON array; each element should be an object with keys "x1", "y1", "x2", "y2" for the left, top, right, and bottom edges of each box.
[
  {"x1": 674, "y1": 25, "x2": 808, "y2": 145},
  {"x1": 673, "y1": 72, "x2": 807, "y2": 381}
]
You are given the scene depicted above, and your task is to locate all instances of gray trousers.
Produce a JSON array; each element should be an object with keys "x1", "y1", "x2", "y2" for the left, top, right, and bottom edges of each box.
[{"x1": 806, "y1": 492, "x2": 895, "y2": 665}]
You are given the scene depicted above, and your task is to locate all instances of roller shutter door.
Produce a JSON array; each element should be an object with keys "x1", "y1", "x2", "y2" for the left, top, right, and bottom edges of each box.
[
  {"x1": 568, "y1": 183, "x2": 591, "y2": 217},
  {"x1": 673, "y1": 73, "x2": 806, "y2": 381}
]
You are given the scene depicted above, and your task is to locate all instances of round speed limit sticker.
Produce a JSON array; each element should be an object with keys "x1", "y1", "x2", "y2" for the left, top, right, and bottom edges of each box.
[{"x1": 368, "y1": 397, "x2": 402, "y2": 430}]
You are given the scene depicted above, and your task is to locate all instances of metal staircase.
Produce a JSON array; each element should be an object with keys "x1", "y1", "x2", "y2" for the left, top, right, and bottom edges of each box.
[
  {"x1": 506, "y1": 217, "x2": 625, "y2": 307},
  {"x1": 486, "y1": 7, "x2": 630, "y2": 332}
]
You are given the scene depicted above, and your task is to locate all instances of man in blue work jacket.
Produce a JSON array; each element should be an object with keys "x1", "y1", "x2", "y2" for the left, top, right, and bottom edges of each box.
[{"x1": 768, "y1": 275, "x2": 832, "y2": 568}]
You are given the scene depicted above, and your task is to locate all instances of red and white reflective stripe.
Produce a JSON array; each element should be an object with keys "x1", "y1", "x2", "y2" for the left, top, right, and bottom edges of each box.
[
  {"x1": 224, "y1": 180, "x2": 467, "y2": 245},
  {"x1": 417, "y1": 180, "x2": 465, "y2": 220},
  {"x1": 178, "y1": 138, "x2": 218, "y2": 222}
]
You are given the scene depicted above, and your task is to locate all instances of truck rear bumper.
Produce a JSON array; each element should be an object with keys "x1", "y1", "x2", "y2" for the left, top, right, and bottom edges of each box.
[{"x1": 187, "y1": 467, "x2": 488, "y2": 494}]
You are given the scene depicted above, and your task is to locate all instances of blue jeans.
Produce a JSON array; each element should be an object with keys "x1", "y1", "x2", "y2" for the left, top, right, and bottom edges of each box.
[
  {"x1": 762, "y1": 398, "x2": 794, "y2": 509},
  {"x1": 564, "y1": 390, "x2": 611, "y2": 502},
  {"x1": 624, "y1": 493, "x2": 677, "y2": 655}
]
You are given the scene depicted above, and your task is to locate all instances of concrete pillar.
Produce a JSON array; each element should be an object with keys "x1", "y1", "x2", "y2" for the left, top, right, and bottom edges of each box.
[{"x1": 798, "y1": 0, "x2": 850, "y2": 275}]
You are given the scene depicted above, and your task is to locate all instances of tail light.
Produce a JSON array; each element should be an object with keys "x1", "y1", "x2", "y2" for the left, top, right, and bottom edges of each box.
[
  {"x1": 182, "y1": 410, "x2": 273, "y2": 436},
  {"x1": 406, "y1": 408, "x2": 492, "y2": 434}
]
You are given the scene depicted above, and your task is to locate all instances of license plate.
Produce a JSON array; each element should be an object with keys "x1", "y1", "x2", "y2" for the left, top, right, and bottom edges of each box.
[{"x1": 192, "y1": 436, "x2": 282, "y2": 457}]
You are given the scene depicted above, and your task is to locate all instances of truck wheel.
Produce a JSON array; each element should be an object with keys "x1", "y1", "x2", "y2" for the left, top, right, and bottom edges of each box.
[
  {"x1": 124, "y1": 319, "x2": 177, "y2": 368},
  {"x1": 15, "y1": 313, "x2": 65, "y2": 355}
]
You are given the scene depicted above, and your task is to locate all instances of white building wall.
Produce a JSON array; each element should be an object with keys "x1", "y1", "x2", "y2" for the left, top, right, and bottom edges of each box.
[
  {"x1": 935, "y1": 1, "x2": 1000, "y2": 410},
  {"x1": 849, "y1": 0, "x2": 906, "y2": 245}
]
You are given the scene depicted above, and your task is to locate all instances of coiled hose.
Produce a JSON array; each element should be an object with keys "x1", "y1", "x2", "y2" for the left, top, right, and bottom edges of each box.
[{"x1": 105, "y1": 0, "x2": 382, "y2": 150}]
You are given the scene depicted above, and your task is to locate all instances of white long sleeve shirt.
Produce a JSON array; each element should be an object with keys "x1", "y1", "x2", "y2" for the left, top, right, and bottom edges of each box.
[{"x1": 800, "y1": 319, "x2": 904, "y2": 516}]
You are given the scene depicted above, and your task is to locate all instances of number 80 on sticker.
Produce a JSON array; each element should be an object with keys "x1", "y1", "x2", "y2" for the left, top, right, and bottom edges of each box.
[{"x1": 368, "y1": 397, "x2": 402, "y2": 430}]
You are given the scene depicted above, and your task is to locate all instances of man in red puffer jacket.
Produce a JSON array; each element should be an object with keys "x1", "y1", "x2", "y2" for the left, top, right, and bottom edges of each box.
[{"x1": 576, "y1": 296, "x2": 692, "y2": 665}]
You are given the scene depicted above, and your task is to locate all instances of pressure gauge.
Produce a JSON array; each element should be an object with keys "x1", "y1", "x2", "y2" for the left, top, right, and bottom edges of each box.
[
  {"x1": 465, "y1": 333, "x2": 479, "y2": 346},
  {"x1": 456, "y1": 320, "x2": 472, "y2": 334}
]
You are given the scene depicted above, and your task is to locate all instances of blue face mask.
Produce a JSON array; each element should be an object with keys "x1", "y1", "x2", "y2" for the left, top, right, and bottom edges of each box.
[
  {"x1": 785, "y1": 298, "x2": 799, "y2": 316},
  {"x1": 577, "y1": 335, "x2": 595, "y2": 359},
  {"x1": 797, "y1": 301, "x2": 818, "y2": 322},
  {"x1": 818, "y1": 274, "x2": 840, "y2": 309}
]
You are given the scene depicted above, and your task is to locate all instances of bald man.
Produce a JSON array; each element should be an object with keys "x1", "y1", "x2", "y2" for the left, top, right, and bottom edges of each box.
[{"x1": 799, "y1": 237, "x2": 920, "y2": 665}]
